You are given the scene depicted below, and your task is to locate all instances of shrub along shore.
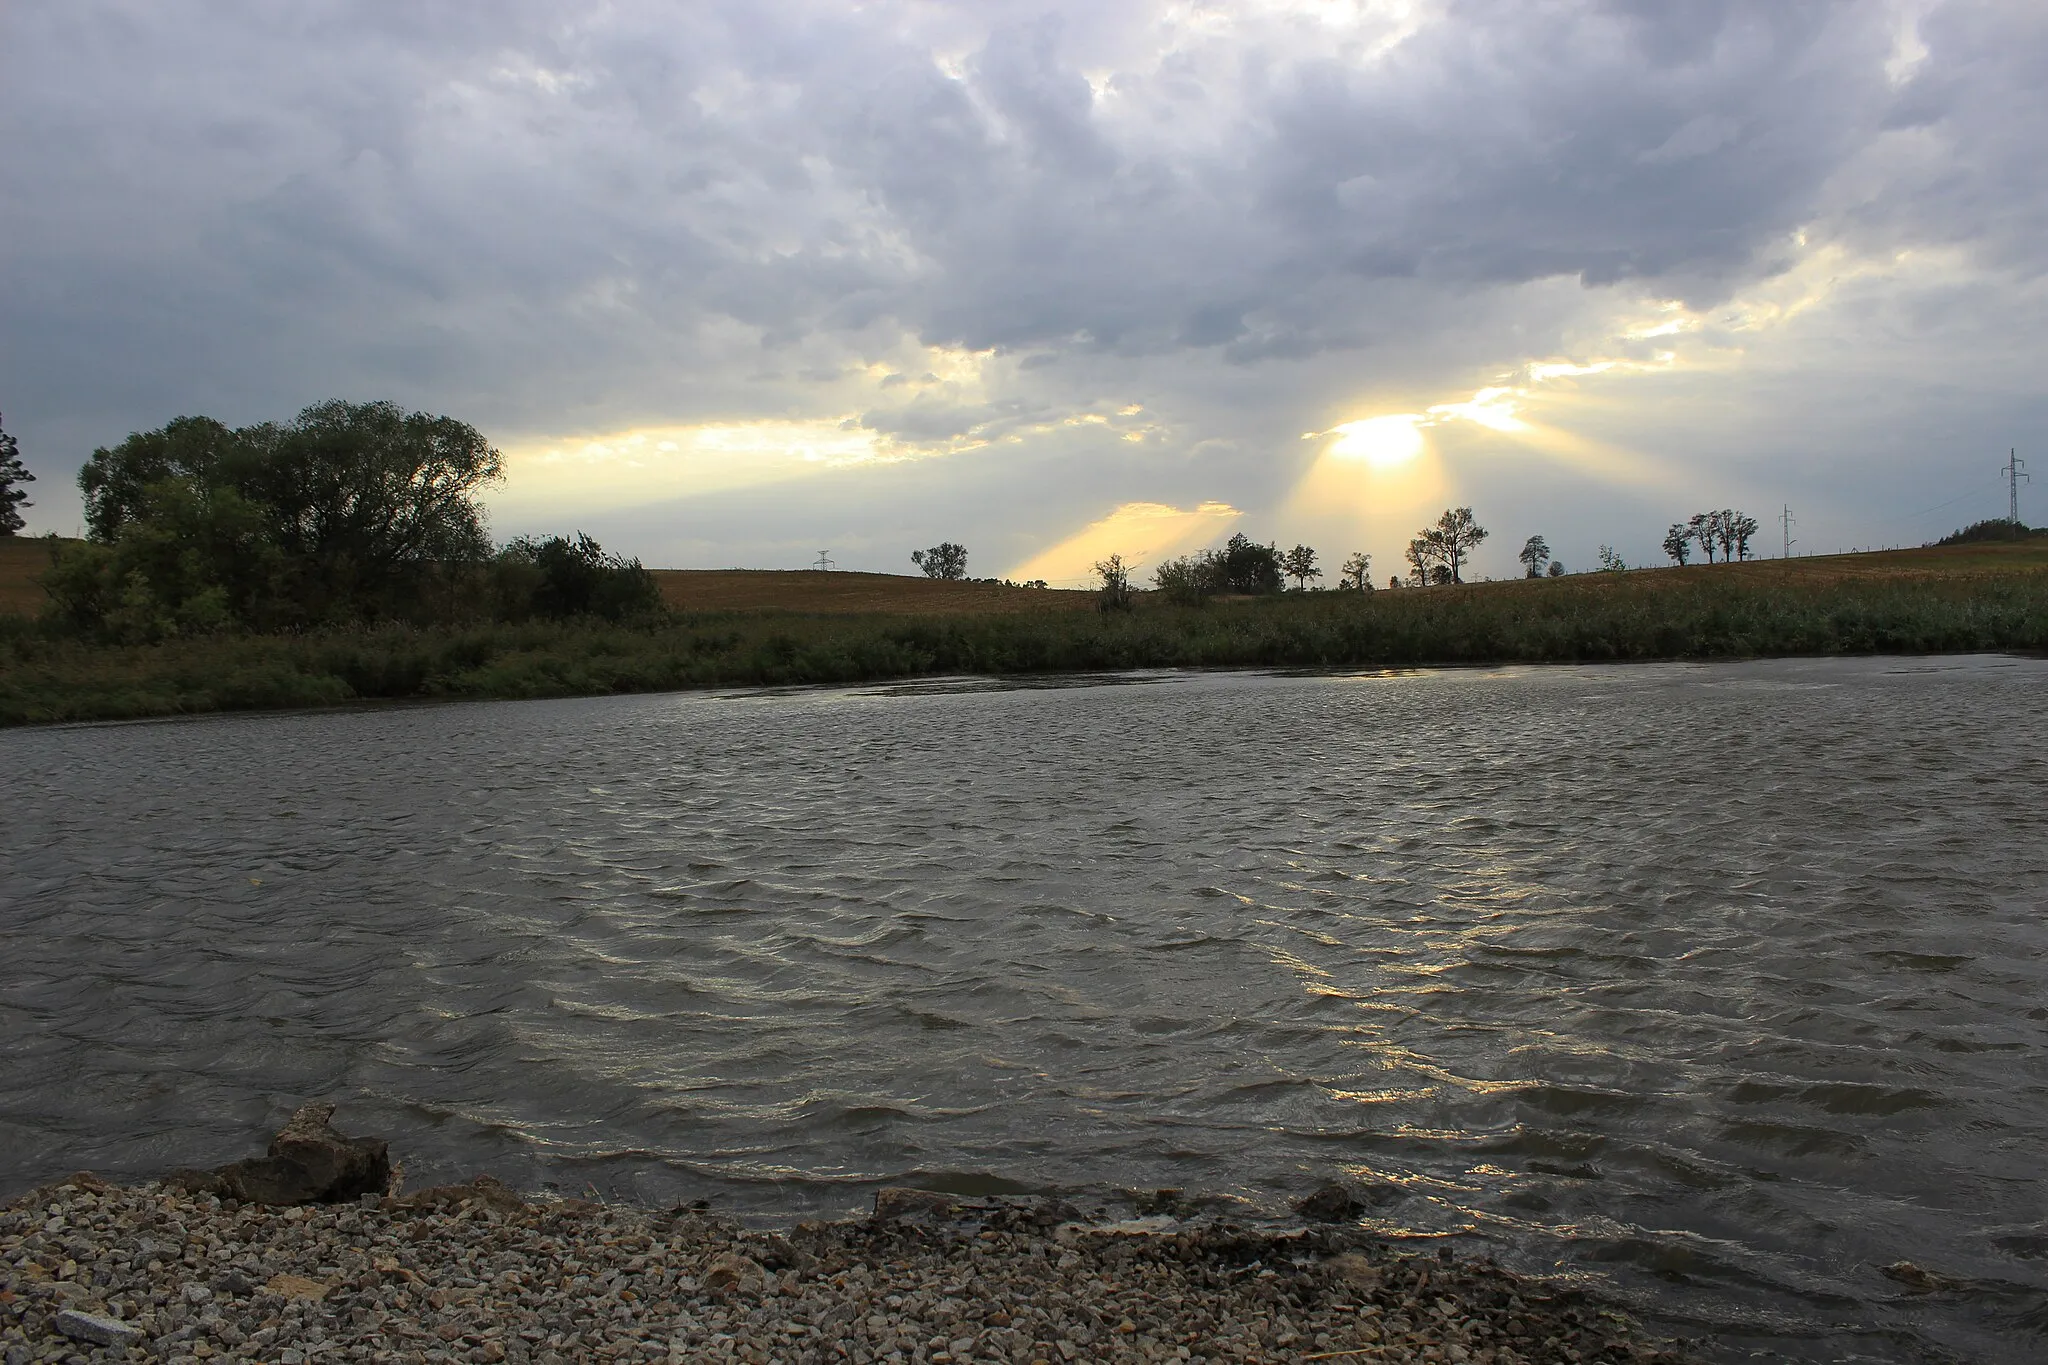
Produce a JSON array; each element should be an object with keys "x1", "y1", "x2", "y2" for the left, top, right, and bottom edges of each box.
[{"x1": 5, "y1": 560, "x2": 2048, "y2": 727}]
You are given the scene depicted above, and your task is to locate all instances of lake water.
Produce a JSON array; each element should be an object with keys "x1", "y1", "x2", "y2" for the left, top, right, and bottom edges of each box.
[{"x1": 4, "y1": 657, "x2": 2046, "y2": 1362}]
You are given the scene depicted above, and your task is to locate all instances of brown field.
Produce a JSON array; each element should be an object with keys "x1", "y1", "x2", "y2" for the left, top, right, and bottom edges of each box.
[
  {"x1": 648, "y1": 568, "x2": 1098, "y2": 615},
  {"x1": 0, "y1": 536, "x2": 73, "y2": 616},
  {"x1": 3, "y1": 535, "x2": 2045, "y2": 619}
]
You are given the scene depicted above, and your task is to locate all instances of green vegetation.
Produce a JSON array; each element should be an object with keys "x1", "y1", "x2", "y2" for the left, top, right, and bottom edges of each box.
[
  {"x1": 0, "y1": 409, "x2": 31, "y2": 536},
  {"x1": 46, "y1": 401, "x2": 657, "y2": 641},
  {"x1": 1937, "y1": 518, "x2": 2045, "y2": 546},
  {"x1": 6, "y1": 565, "x2": 2047, "y2": 726}
]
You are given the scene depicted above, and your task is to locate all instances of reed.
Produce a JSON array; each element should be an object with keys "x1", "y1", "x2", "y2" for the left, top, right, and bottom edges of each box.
[{"x1": 5, "y1": 567, "x2": 2046, "y2": 726}]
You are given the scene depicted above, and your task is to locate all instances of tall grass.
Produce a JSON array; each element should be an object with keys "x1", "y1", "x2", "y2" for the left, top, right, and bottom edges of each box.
[{"x1": 4, "y1": 569, "x2": 2046, "y2": 726}]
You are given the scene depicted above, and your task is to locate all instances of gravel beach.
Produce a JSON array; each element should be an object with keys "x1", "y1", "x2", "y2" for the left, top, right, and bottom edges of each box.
[{"x1": 2, "y1": 1170, "x2": 1704, "y2": 1365}]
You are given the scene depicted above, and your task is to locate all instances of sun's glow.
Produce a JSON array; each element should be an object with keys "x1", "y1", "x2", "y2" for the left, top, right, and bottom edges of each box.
[
  {"x1": 1007, "y1": 500, "x2": 1241, "y2": 588},
  {"x1": 1323, "y1": 414, "x2": 1426, "y2": 468},
  {"x1": 491, "y1": 418, "x2": 893, "y2": 518}
]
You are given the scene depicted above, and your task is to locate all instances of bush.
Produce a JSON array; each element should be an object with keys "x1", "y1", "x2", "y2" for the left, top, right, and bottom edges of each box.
[{"x1": 496, "y1": 533, "x2": 663, "y2": 621}]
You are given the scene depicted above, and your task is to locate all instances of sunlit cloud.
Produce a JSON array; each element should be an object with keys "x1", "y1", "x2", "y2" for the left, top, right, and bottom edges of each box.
[
  {"x1": 492, "y1": 418, "x2": 893, "y2": 519},
  {"x1": 1006, "y1": 500, "x2": 1241, "y2": 587}
]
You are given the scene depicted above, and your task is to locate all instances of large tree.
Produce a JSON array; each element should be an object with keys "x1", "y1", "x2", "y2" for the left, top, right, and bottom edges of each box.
[
  {"x1": 1410, "y1": 507, "x2": 1488, "y2": 584},
  {"x1": 66, "y1": 400, "x2": 502, "y2": 627},
  {"x1": 0, "y1": 411, "x2": 31, "y2": 535},
  {"x1": 911, "y1": 542, "x2": 968, "y2": 579}
]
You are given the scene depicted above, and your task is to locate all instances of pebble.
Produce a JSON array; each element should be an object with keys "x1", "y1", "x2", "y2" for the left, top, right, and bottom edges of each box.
[{"x1": 2, "y1": 1175, "x2": 1707, "y2": 1363}]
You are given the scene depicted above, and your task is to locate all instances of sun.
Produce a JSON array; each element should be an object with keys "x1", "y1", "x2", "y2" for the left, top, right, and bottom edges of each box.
[{"x1": 1323, "y1": 414, "x2": 1425, "y2": 469}]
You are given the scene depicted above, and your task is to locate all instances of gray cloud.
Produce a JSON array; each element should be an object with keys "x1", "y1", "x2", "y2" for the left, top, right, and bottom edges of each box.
[{"x1": 3, "y1": 0, "x2": 2046, "y2": 566}]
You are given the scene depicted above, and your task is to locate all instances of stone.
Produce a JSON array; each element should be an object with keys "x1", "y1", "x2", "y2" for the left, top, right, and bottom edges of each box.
[
  {"x1": 871, "y1": 1187, "x2": 961, "y2": 1221},
  {"x1": 701, "y1": 1253, "x2": 768, "y2": 1299},
  {"x1": 1294, "y1": 1182, "x2": 1364, "y2": 1223},
  {"x1": 396, "y1": 1173, "x2": 525, "y2": 1214},
  {"x1": 264, "y1": 1273, "x2": 334, "y2": 1301},
  {"x1": 211, "y1": 1103, "x2": 392, "y2": 1206},
  {"x1": 51, "y1": 1309, "x2": 144, "y2": 1348}
]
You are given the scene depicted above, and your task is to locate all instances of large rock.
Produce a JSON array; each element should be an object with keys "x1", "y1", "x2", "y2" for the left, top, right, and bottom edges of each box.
[
  {"x1": 1294, "y1": 1178, "x2": 1404, "y2": 1223},
  {"x1": 185, "y1": 1103, "x2": 393, "y2": 1206},
  {"x1": 53, "y1": 1309, "x2": 144, "y2": 1348},
  {"x1": 871, "y1": 1187, "x2": 962, "y2": 1221},
  {"x1": 1294, "y1": 1181, "x2": 1364, "y2": 1223}
]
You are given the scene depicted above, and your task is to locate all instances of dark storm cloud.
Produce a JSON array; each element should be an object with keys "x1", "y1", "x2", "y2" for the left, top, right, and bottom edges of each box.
[{"x1": 2, "y1": 0, "x2": 2045, "y2": 560}]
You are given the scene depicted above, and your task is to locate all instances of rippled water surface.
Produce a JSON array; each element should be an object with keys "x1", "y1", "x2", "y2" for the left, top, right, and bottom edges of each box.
[{"x1": 6, "y1": 657, "x2": 2048, "y2": 1361}]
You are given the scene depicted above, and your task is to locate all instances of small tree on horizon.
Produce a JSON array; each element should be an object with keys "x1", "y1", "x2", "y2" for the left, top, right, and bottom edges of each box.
[
  {"x1": 1279, "y1": 543, "x2": 1322, "y2": 590},
  {"x1": 1518, "y1": 534, "x2": 1550, "y2": 578},
  {"x1": 0, "y1": 411, "x2": 35, "y2": 536},
  {"x1": 1408, "y1": 507, "x2": 1488, "y2": 584},
  {"x1": 1547, "y1": 559, "x2": 1564, "y2": 577},
  {"x1": 911, "y1": 542, "x2": 969, "y2": 579},
  {"x1": 1338, "y1": 551, "x2": 1372, "y2": 590},
  {"x1": 1216, "y1": 533, "x2": 1284, "y2": 594},
  {"x1": 1662, "y1": 523, "x2": 1692, "y2": 566},
  {"x1": 1094, "y1": 553, "x2": 1134, "y2": 612},
  {"x1": 1688, "y1": 512, "x2": 1715, "y2": 563},
  {"x1": 1730, "y1": 511, "x2": 1759, "y2": 560}
]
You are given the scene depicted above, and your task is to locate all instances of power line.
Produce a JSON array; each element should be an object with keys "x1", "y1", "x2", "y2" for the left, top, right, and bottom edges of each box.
[{"x1": 1892, "y1": 481, "x2": 2002, "y2": 526}]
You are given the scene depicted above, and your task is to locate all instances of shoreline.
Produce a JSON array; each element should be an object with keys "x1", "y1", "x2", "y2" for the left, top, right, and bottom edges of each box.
[
  {"x1": 6, "y1": 557, "x2": 2048, "y2": 726},
  {"x1": 4, "y1": 1170, "x2": 1708, "y2": 1365}
]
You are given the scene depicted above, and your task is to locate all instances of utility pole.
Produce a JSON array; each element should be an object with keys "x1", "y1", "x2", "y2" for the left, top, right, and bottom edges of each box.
[
  {"x1": 2002, "y1": 450, "x2": 2029, "y2": 527},
  {"x1": 811, "y1": 549, "x2": 836, "y2": 571},
  {"x1": 1780, "y1": 505, "x2": 1796, "y2": 559}
]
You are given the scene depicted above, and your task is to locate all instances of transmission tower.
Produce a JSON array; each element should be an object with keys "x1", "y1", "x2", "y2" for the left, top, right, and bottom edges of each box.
[
  {"x1": 2002, "y1": 450, "x2": 2029, "y2": 526},
  {"x1": 811, "y1": 549, "x2": 837, "y2": 571},
  {"x1": 1780, "y1": 505, "x2": 1796, "y2": 559}
]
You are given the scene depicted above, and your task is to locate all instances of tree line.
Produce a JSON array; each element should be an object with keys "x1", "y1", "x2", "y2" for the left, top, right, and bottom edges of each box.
[
  {"x1": 1661, "y1": 509, "x2": 1760, "y2": 565},
  {"x1": 38, "y1": 401, "x2": 661, "y2": 641}
]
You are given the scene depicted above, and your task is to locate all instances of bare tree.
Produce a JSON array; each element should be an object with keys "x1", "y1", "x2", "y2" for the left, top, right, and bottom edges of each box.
[
  {"x1": 1094, "y1": 553, "x2": 1133, "y2": 611},
  {"x1": 1280, "y1": 543, "x2": 1322, "y2": 590}
]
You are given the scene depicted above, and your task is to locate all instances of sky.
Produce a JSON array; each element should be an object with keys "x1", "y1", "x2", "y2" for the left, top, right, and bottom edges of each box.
[{"x1": 3, "y1": 0, "x2": 2045, "y2": 585}]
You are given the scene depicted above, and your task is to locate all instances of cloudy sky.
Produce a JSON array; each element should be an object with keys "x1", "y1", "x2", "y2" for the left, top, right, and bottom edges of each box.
[{"x1": 4, "y1": 0, "x2": 2045, "y2": 583}]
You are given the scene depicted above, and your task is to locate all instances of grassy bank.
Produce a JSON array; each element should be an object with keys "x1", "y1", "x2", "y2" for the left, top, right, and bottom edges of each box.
[{"x1": 6, "y1": 552, "x2": 2048, "y2": 726}]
